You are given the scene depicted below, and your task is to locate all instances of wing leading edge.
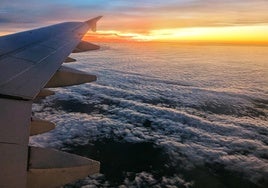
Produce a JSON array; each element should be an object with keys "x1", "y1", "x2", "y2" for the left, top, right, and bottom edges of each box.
[
  {"x1": 0, "y1": 16, "x2": 102, "y2": 100},
  {"x1": 0, "y1": 16, "x2": 102, "y2": 188}
]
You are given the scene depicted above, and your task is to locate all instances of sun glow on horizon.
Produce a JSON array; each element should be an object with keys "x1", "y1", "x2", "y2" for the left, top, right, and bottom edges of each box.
[
  {"x1": 86, "y1": 25, "x2": 268, "y2": 45},
  {"x1": 148, "y1": 25, "x2": 268, "y2": 43}
]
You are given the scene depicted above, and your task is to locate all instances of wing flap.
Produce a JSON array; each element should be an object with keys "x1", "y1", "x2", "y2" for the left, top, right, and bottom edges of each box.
[
  {"x1": 64, "y1": 57, "x2": 77, "y2": 63},
  {"x1": 27, "y1": 147, "x2": 100, "y2": 188},
  {"x1": 30, "y1": 118, "x2": 55, "y2": 136},
  {"x1": 73, "y1": 41, "x2": 100, "y2": 53},
  {"x1": 45, "y1": 66, "x2": 97, "y2": 88},
  {"x1": 35, "y1": 89, "x2": 55, "y2": 99}
]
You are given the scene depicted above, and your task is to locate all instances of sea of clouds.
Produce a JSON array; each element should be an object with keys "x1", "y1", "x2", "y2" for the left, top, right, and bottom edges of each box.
[{"x1": 30, "y1": 43, "x2": 268, "y2": 187}]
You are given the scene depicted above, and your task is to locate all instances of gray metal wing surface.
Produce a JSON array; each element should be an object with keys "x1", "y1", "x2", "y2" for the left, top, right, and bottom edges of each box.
[
  {"x1": 0, "y1": 16, "x2": 102, "y2": 188},
  {"x1": 0, "y1": 16, "x2": 102, "y2": 100}
]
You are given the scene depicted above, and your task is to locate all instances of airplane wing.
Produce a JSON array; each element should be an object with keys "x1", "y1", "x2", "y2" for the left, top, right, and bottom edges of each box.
[{"x1": 0, "y1": 16, "x2": 102, "y2": 188}]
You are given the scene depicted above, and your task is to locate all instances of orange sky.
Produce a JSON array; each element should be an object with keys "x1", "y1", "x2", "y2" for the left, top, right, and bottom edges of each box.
[
  {"x1": 84, "y1": 25, "x2": 268, "y2": 45},
  {"x1": 1, "y1": 0, "x2": 268, "y2": 45}
]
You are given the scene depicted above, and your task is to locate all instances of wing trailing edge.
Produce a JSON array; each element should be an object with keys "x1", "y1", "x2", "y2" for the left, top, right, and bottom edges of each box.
[
  {"x1": 0, "y1": 16, "x2": 102, "y2": 188},
  {"x1": 27, "y1": 147, "x2": 100, "y2": 188},
  {"x1": 73, "y1": 41, "x2": 100, "y2": 53},
  {"x1": 30, "y1": 117, "x2": 55, "y2": 136},
  {"x1": 45, "y1": 66, "x2": 97, "y2": 88}
]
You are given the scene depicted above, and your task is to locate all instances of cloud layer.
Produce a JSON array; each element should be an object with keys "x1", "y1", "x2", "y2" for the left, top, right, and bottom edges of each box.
[{"x1": 30, "y1": 43, "x2": 268, "y2": 187}]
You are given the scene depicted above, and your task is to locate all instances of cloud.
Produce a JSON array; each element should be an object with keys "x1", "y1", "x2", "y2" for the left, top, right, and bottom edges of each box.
[
  {"x1": 0, "y1": 0, "x2": 268, "y2": 34},
  {"x1": 30, "y1": 47, "x2": 268, "y2": 186}
]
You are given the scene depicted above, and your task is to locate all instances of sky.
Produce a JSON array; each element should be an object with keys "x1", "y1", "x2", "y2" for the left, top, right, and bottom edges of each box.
[{"x1": 0, "y1": 0, "x2": 268, "y2": 44}]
